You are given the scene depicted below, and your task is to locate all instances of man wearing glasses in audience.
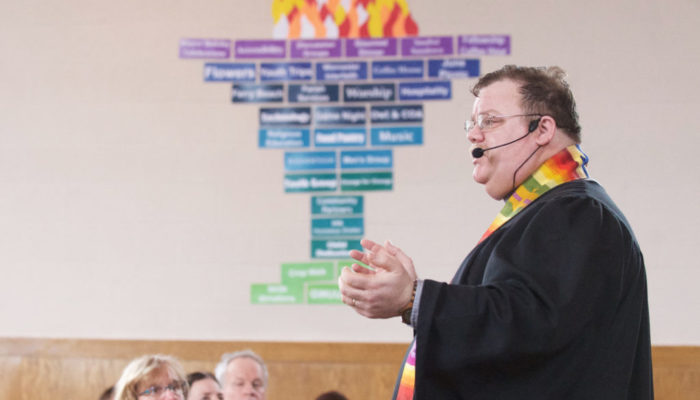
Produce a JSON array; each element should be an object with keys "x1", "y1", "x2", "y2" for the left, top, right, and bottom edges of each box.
[{"x1": 339, "y1": 65, "x2": 653, "y2": 399}]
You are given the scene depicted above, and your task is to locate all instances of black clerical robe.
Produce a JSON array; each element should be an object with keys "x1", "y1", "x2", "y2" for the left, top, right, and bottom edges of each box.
[{"x1": 410, "y1": 180, "x2": 653, "y2": 399}]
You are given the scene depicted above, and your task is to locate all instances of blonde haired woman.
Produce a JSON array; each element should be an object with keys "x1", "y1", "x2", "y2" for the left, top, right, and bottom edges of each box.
[{"x1": 113, "y1": 354, "x2": 188, "y2": 400}]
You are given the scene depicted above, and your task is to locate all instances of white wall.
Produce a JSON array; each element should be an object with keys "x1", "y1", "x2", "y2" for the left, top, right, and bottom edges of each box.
[{"x1": 0, "y1": 0, "x2": 698, "y2": 344}]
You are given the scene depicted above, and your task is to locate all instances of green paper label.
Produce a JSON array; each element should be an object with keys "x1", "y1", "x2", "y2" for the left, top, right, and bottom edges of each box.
[
  {"x1": 281, "y1": 262, "x2": 335, "y2": 285},
  {"x1": 307, "y1": 282, "x2": 343, "y2": 304},
  {"x1": 250, "y1": 283, "x2": 303, "y2": 304}
]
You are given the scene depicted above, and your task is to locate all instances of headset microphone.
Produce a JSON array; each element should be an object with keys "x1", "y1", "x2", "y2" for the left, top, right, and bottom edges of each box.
[{"x1": 471, "y1": 118, "x2": 541, "y2": 159}]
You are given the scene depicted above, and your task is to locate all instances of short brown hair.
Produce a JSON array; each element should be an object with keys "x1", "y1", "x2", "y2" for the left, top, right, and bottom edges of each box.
[{"x1": 471, "y1": 65, "x2": 581, "y2": 143}]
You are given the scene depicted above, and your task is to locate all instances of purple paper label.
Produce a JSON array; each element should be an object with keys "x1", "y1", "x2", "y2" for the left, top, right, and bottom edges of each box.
[
  {"x1": 346, "y1": 38, "x2": 397, "y2": 57},
  {"x1": 457, "y1": 35, "x2": 510, "y2": 56},
  {"x1": 291, "y1": 39, "x2": 342, "y2": 59},
  {"x1": 179, "y1": 38, "x2": 230, "y2": 59},
  {"x1": 235, "y1": 40, "x2": 286, "y2": 59},
  {"x1": 401, "y1": 36, "x2": 453, "y2": 56}
]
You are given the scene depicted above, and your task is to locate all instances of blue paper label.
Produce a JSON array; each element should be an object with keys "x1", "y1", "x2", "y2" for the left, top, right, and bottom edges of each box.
[
  {"x1": 398, "y1": 81, "x2": 451, "y2": 101},
  {"x1": 259, "y1": 128, "x2": 310, "y2": 148},
  {"x1": 315, "y1": 106, "x2": 367, "y2": 126},
  {"x1": 428, "y1": 59, "x2": 480, "y2": 78},
  {"x1": 371, "y1": 60, "x2": 424, "y2": 79},
  {"x1": 204, "y1": 63, "x2": 256, "y2": 81},
  {"x1": 289, "y1": 84, "x2": 340, "y2": 103},
  {"x1": 260, "y1": 62, "x2": 313, "y2": 81},
  {"x1": 316, "y1": 62, "x2": 368, "y2": 81},
  {"x1": 370, "y1": 105, "x2": 423, "y2": 124},
  {"x1": 370, "y1": 126, "x2": 423, "y2": 146},
  {"x1": 285, "y1": 151, "x2": 336, "y2": 171},
  {"x1": 259, "y1": 107, "x2": 312, "y2": 126},
  {"x1": 314, "y1": 128, "x2": 367, "y2": 147}
]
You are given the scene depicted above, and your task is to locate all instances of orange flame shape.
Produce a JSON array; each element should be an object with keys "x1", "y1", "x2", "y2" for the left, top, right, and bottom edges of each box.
[{"x1": 272, "y1": 0, "x2": 419, "y2": 39}]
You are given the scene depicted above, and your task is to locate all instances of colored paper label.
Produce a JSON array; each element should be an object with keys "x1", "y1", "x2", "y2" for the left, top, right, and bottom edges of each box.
[
  {"x1": 340, "y1": 150, "x2": 393, "y2": 169},
  {"x1": 401, "y1": 36, "x2": 453, "y2": 56},
  {"x1": 259, "y1": 107, "x2": 312, "y2": 126},
  {"x1": 234, "y1": 40, "x2": 286, "y2": 59},
  {"x1": 281, "y1": 262, "x2": 335, "y2": 285},
  {"x1": 428, "y1": 59, "x2": 480, "y2": 79},
  {"x1": 398, "y1": 81, "x2": 451, "y2": 100},
  {"x1": 341, "y1": 172, "x2": 393, "y2": 191},
  {"x1": 370, "y1": 105, "x2": 423, "y2": 124},
  {"x1": 204, "y1": 63, "x2": 256, "y2": 82},
  {"x1": 315, "y1": 106, "x2": 367, "y2": 126},
  {"x1": 290, "y1": 39, "x2": 342, "y2": 58},
  {"x1": 284, "y1": 173, "x2": 337, "y2": 193},
  {"x1": 260, "y1": 62, "x2": 313, "y2": 81},
  {"x1": 288, "y1": 84, "x2": 340, "y2": 103},
  {"x1": 370, "y1": 126, "x2": 423, "y2": 146},
  {"x1": 457, "y1": 35, "x2": 511, "y2": 55},
  {"x1": 259, "y1": 128, "x2": 310, "y2": 148},
  {"x1": 346, "y1": 38, "x2": 397, "y2": 57},
  {"x1": 250, "y1": 283, "x2": 303, "y2": 304},
  {"x1": 311, "y1": 217, "x2": 364, "y2": 237},
  {"x1": 179, "y1": 38, "x2": 230, "y2": 59},
  {"x1": 311, "y1": 239, "x2": 362, "y2": 258},
  {"x1": 343, "y1": 83, "x2": 395, "y2": 102},
  {"x1": 307, "y1": 283, "x2": 343, "y2": 304},
  {"x1": 316, "y1": 62, "x2": 368, "y2": 81},
  {"x1": 232, "y1": 84, "x2": 284, "y2": 103},
  {"x1": 311, "y1": 196, "x2": 364, "y2": 215},
  {"x1": 314, "y1": 128, "x2": 366, "y2": 147},
  {"x1": 371, "y1": 60, "x2": 424, "y2": 79},
  {"x1": 284, "y1": 151, "x2": 336, "y2": 171}
]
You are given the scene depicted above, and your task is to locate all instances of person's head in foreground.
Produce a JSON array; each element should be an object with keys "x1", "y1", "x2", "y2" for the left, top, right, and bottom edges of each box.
[
  {"x1": 113, "y1": 354, "x2": 188, "y2": 400},
  {"x1": 186, "y1": 371, "x2": 222, "y2": 400},
  {"x1": 214, "y1": 350, "x2": 268, "y2": 400}
]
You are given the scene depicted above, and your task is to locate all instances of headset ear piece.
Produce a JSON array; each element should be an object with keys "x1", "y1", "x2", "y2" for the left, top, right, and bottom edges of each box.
[{"x1": 528, "y1": 118, "x2": 542, "y2": 133}]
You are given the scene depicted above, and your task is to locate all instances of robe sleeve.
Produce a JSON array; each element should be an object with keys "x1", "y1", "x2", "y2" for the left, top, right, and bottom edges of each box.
[{"x1": 415, "y1": 193, "x2": 637, "y2": 373}]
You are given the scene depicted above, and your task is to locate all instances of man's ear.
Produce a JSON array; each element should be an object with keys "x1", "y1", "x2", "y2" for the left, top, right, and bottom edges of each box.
[{"x1": 534, "y1": 115, "x2": 557, "y2": 146}]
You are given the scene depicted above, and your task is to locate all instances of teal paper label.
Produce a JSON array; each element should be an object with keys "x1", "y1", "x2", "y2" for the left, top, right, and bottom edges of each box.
[
  {"x1": 311, "y1": 195, "x2": 363, "y2": 215},
  {"x1": 341, "y1": 171, "x2": 393, "y2": 191},
  {"x1": 311, "y1": 217, "x2": 364, "y2": 237},
  {"x1": 311, "y1": 239, "x2": 362, "y2": 258},
  {"x1": 284, "y1": 173, "x2": 338, "y2": 192}
]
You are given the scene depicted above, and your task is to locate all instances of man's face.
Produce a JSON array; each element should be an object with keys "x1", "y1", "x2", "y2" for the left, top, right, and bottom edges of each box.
[
  {"x1": 222, "y1": 357, "x2": 266, "y2": 400},
  {"x1": 468, "y1": 79, "x2": 538, "y2": 199}
]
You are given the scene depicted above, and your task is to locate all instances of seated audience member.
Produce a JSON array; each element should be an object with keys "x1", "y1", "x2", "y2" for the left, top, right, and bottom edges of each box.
[
  {"x1": 315, "y1": 390, "x2": 348, "y2": 400},
  {"x1": 214, "y1": 350, "x2": 268, "y2": 400},
  {"x1": 113, "y1": 354, "x2": 188, "y2": 400},
  {"x1": 99, "y1": 385, "x2": 114, "y2": 400},
  {"x1": 186, "y1": 371, "x2": 223, "y2": 400}
]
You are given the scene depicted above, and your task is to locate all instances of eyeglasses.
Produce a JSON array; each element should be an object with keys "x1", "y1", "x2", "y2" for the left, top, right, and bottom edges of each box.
[
  {"x1": 465, "y1": 113, "x2": 541, "y2": 133},
  {"x1": 137, "y1": 380, "x2": 186, "y2": 398}
]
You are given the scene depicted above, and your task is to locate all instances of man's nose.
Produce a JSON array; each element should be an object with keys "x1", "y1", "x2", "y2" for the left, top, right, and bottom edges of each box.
[{"x1": 467, "y1": 125, "x2": 483, "y2": 143}]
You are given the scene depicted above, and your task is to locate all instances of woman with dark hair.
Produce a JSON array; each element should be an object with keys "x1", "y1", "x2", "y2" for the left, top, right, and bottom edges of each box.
[{"x1": 186, "y1": 371, "x2": 223, "y2": 400}]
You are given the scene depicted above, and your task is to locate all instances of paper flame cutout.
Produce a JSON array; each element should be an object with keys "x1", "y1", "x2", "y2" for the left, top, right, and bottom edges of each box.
[{"x1": 272, "y1": 0, "x2": 419, "y2": 39}]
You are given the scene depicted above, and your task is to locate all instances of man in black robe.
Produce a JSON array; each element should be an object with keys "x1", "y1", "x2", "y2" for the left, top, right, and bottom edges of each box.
[{"x1": 338, "y1": 65, "x2": 653, "y2": 399}]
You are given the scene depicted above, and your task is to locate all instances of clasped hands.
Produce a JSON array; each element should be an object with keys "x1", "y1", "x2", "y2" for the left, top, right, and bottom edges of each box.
[{"x1": 338, "y1": 238, "x2": 417, "y2": 319}]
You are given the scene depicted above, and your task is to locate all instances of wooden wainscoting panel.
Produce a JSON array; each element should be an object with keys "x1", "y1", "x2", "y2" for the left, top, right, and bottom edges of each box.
[
  {"x1": 1, "y1": 338, "x2": 698, "y2": 400},
  {"x1": 652, "y1": 346, "x2": 700, "y2": 400}
]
